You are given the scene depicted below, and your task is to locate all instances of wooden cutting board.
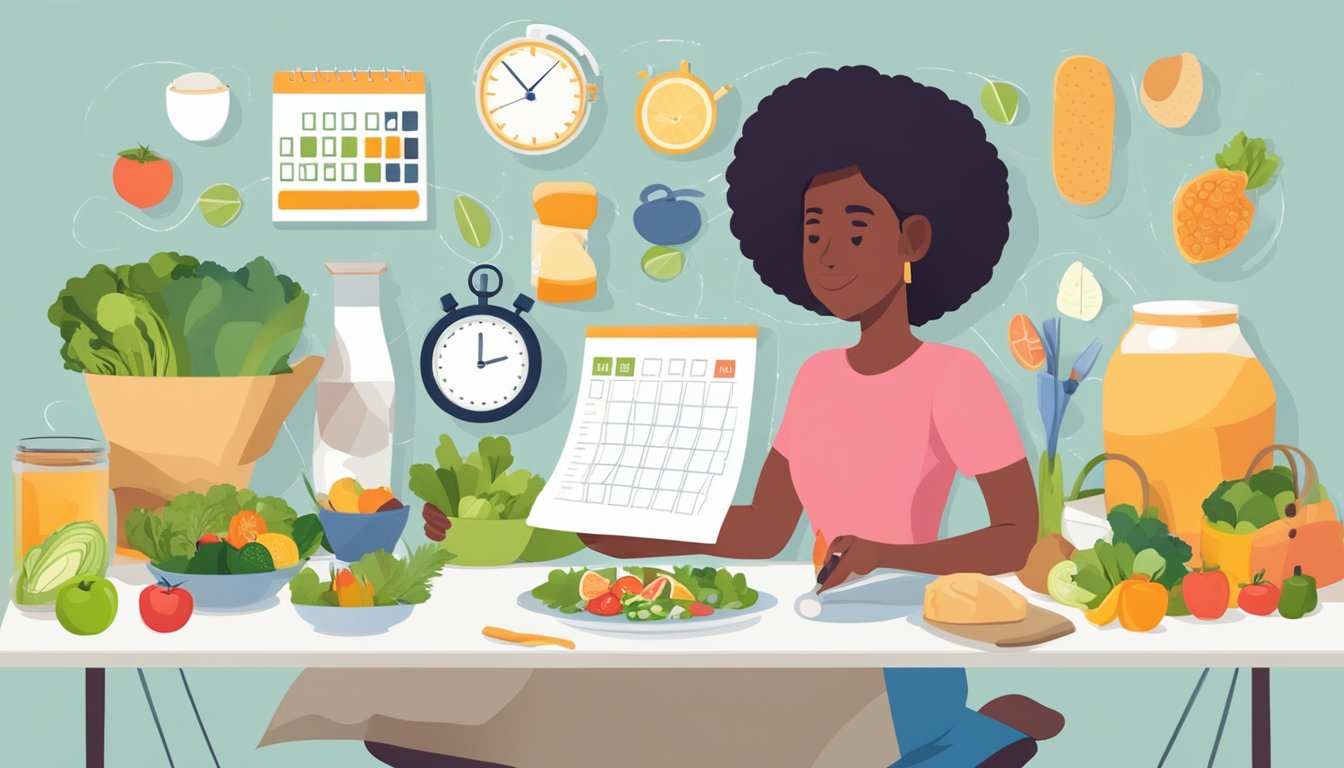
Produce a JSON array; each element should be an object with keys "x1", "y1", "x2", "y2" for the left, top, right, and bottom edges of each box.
[{"x1": 925, "y1": 604, "x2": 1076, "y2": 648}]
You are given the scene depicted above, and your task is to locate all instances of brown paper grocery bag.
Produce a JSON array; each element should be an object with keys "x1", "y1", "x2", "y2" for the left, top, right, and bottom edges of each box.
[{"x1": 85, "y1": 356, "x2": 322, "y2": 555}]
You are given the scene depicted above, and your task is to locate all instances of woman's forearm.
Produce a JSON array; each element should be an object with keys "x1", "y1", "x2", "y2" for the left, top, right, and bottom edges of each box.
[
  {"x1": 876, "y1": 523, "x2": 1034, "y2": 575},
  {"x1": 878, "y1": 458, "x2": 1037, "y2": 575}
]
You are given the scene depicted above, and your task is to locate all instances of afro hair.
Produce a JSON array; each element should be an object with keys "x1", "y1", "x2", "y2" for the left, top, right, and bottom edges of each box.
[{"x1": 725, "y1": 65, "x2": 1012, "y2": 326}]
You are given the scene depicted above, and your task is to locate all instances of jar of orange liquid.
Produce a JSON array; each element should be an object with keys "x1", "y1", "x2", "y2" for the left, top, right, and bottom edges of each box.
[
  {"x1": 13, "y1": 437, "x2": 110, "y2": 565},
  {"x1": 1102, "y1": 302, "x2": 1275, "y2": 559}
]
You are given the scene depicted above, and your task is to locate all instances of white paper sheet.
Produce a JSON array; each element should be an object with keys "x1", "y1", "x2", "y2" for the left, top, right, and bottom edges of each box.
[{"x1": 529, "y1": 326, "x2": 757, "y2": 543}]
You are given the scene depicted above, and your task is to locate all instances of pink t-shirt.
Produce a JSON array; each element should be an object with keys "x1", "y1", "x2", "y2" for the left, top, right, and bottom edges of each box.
[{"x1": 773, "y1": 343, "x2": 1025, "y2": 545}]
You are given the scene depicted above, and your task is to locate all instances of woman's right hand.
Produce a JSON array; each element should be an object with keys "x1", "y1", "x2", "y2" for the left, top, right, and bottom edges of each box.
[{"x1": 422, "y1": 503, "x2": 451, "y2": 542}]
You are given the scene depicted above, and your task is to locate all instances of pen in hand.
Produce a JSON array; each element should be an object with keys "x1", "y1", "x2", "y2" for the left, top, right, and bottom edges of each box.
[{"x1": 796, "y1": 552, "x2": 845, "y2": 619}]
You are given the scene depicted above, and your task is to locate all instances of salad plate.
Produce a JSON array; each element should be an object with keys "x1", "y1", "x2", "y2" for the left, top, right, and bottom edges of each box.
[
  {"x1": 520, "y1": 565, "x2": 775, "y2": 635},
  {"x1": 517, "y1": 590, "x2": 775, "y2": 635}
]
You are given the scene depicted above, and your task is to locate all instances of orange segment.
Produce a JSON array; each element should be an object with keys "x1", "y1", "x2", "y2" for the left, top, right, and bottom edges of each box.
[
  {"x1": 1174, "y1": 169, "x2": 1254, "y2": 263},
  {"x1": 1007, "y1": 313, "x2": 1046, "y2": 371},
  {"x1": 227, "y1": 510, "x2": 267, "y2": 549},
  {"x1": 579, "y1": 570, "x2": 613, "y2": 601}
]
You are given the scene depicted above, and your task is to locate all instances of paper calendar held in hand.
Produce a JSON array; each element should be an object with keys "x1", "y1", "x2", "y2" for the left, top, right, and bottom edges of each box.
[{"x1": 529, "y1": 326, "x2": 758, "y2": 543}]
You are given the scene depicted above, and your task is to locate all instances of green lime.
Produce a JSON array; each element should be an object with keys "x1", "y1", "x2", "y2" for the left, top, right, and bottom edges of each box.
[
  {"x1": 236, "y1": 542, "x2": 275, "y2": 574},
  {"x1": 1047, "y1": 559, "x2": 1095, "y2": 609},
  {"x1": 198, "y1": 183, "x2": 243, "y2": 227},
  {"x1": 641, "y1": 246, "x2": 685, "y2": 280}
]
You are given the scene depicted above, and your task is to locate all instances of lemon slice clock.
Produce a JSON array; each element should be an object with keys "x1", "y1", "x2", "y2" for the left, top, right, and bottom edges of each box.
[
  {"x1": 475, "y1": 24, "x2": 601, "y2": 155},
  {"x1": 635, "y1": 61, "x2": 732, "y2": 155}
]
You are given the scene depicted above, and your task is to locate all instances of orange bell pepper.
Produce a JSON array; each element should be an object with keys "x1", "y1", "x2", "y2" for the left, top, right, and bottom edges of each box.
[
  {"x1": 334, "y1": 568, "x2": 376, "y2": 607},
  {"x1": 1117, "y1": 574, "x2": 1168, "y2": 632}
]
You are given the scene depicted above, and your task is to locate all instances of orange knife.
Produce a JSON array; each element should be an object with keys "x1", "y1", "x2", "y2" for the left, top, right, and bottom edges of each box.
[{"x1": 482, "y1": 626, "x2": 576, "y2": 650}]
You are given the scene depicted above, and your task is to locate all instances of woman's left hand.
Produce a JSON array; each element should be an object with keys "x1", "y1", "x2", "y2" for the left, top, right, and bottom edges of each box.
[{"x1": 817, "y1": 535, "x2": 889, "y2": 592}]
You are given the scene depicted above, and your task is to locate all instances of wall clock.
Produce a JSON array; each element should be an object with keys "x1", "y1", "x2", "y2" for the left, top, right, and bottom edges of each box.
[
  {"x1": 475, "y1": 24, "x2": 601, "y2": 154},
  {"x1": 420, "y1": 264, "x2": 542, "y2": 422}
]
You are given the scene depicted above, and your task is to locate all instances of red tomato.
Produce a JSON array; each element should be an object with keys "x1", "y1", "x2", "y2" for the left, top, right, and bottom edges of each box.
[
  {"x1": 585, "y1": 592, "x2": 623, "y2": 616},
  {"x1": 113, "y1": 145, "x2": 174, "y2": 208},
  {"x1": 139, "y1": 580, "x2": 193, "y2": 633},
  {"x1": 688, "y1": 602, "x2": 714, "y2": 617},
  {"x1": 1182, "y1": 567, "x2": 1230, "y2": 620},
  {"x1": 609, "y1": 576, "x2": 644, "y2": 597},
  {"x1": 1237, "y1": 571, "x2": 1280, "y2": 616},
  {"x1": 197, "y1": 533, "x2": 220, "y2": 545}
]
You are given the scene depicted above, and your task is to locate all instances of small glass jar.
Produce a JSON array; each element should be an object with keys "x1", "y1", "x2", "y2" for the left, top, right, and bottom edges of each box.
[{"x1": 13, "y1": 437, "x2": 111, "y2": 567}]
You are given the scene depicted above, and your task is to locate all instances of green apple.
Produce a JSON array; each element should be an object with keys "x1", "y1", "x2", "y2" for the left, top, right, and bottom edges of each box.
[{"x1": 56, "y1": 577, "x2": 118, "y2": 635}]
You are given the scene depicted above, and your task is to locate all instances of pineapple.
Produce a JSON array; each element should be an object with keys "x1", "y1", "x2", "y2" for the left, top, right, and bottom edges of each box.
[{"x1": 1174, "y1": 132, "x2": 1280, "y2": 264}]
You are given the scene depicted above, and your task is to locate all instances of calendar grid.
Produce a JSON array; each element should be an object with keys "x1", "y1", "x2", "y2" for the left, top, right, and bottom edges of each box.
[
  {"x1": 557, "y1": 366, "x2": 738, "y2": 517},
  {"x1": 531, "y1": 326, "x2": 757, "y2": 544}
]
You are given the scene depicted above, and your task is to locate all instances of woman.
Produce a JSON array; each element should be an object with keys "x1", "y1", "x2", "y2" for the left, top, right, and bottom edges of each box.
[{"x1": 573, "y1": 65, "x2": 1064, "y2": 767}]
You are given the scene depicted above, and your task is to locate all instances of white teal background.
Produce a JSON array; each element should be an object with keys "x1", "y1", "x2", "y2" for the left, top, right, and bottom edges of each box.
[{"x1": 3, "y1": 0, "x2": 1341, "y2": 765}]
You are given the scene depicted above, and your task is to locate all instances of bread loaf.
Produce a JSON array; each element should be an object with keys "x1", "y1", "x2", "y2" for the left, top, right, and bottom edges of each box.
[
  {"x1": 1052, "y1": 55, "x2": 1114, "y2": 205},
  {"x1": 923, "y1": 573, "x2": 1028, "y2": 625}
]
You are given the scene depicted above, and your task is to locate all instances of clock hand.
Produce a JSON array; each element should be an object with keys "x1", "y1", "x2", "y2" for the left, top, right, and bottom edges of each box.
[
  {"x1": 500, "y1": 61, "x2": 530, "y2": 93},
  {"x1": 481, "y1": 355, "x2": 510, "y2": 367},
  {"x1": 489, "y1": 95, "x2": 527, "y2": 114},
  {"x1": 526, "y1": 60, "x2": 561, "y2": 92},
  {"x1": 477, "y1": 332, "x2": 484, "y2": 366}
]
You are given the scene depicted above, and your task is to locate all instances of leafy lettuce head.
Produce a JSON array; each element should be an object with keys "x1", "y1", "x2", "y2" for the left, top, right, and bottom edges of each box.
[{"x1": 48, "y1": 252, "x2": 309, "y2": 377}]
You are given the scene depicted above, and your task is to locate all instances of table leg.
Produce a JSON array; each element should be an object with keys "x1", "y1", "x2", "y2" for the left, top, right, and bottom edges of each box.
[
  {"x1": 86, "y1": 667, "x2": 105, "y2": 768},
  {"x1": 1252, "y1": 668, "x2": 1270, "y2": 768}
]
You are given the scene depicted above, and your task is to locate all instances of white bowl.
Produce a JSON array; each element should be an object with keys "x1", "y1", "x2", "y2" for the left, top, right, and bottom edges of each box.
[
  {"x1": 165, "y1": 73, "x2": 230, "y2": 141},
  {"x1": 293, "y1": 603, "x2": 414, "y2": 636},
  {"x1": 1062, "y1": 494, "x2": 1113, "y2": 549}
]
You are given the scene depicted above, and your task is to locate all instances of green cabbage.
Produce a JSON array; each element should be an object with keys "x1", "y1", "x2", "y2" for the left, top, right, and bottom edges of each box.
[
  {"x1": 14, "y1": 521, "x2": 109, "y2": 605},
  {"x1": 48, "y1": 252, "x2": 308, "y2": 377}
]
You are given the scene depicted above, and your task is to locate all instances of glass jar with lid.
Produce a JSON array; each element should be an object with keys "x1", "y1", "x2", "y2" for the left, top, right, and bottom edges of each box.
[
  {"x1": 1102, "y1": 301, "x2": 1276, "y2": 558},
  {"x1": 13, "y1": 436, "x2": 111, "y2": 566}
]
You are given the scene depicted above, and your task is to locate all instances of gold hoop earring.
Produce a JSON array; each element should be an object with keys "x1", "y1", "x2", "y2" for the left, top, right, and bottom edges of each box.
[{"x1": 904, "y1": 262, "x2": 913, "y2": 284}]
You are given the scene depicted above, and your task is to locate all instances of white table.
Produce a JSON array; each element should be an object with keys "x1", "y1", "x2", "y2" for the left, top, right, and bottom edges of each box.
[{"x1": 4, "y1": 561, "x2": 1341, "y2": 766}]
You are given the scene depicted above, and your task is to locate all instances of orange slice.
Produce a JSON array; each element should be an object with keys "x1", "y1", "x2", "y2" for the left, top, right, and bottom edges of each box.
[
  {"x1": 227, "y1": 510, "x2": 267, "y2": 549},
  {"x1": 638, "y1": 576, "x2": 671, "y2": 601},
  {"x1": 579, "y1": 571, "x2": 613, "y2": 601},
  {"x1": 1007, "y1": 313, "x2": 1046, "y2": 371}
]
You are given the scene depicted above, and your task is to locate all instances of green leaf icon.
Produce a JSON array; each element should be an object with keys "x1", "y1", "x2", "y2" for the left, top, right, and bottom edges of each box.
[
  {"x1": 641, "y1": 246, "x2": 685, "y2": 281},
  {"x1": 454, "y1": 194, "x2": 491, "y2": 249},
  {"x1": 198, "y1": 183, "x2": 242, "y2": 227},
  {"x1": 979, "y1": 81, "x2": 1020, "y2": 126}
]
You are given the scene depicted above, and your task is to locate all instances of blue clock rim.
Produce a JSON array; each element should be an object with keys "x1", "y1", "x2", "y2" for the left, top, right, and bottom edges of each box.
[{"x1": 420, "y1": 302, "x2": 543, "y2": 423}]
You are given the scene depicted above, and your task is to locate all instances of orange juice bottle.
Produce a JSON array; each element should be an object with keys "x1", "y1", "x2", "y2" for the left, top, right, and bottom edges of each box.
[
  {"x1": 13, "y1": 437, "x2": 111, "y2": 565},
  {"x1": 1102, "y1": 302, "x2": 1275, "y2": 559}
]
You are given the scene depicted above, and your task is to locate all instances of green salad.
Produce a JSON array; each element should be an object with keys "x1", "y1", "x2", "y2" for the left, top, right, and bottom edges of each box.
[
  {"x1": 1202, "y1": 465, "x2": 1328, "y2": 534},
  {"x1": 531, "y1": 565, "x2": 759, "y2": 622},
  {"x1": 125, "y1": 484, "x2": 323, "y2": 574},
  {"x1": 289, "y1": 546, "x2": 452, "y2": 607}
]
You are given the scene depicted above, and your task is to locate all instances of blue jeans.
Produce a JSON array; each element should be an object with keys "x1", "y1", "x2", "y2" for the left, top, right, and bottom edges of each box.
[{"x1": 885, "y1": 668, "x2": 1027, "y2": 767}]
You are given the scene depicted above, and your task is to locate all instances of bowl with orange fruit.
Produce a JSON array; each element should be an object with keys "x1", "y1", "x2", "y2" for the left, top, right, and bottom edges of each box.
[
  {"x1": 314, "y1": 477, "x2": 411, "y2": 563},
  {"x1": 125, "y1": 484, "x2": 325, "y2": 612}
]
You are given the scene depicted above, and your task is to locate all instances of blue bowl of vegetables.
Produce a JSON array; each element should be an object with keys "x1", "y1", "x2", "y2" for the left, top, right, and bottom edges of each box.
[
  {"x1": 319, "y1": 505, "x2": 410, "y2": 563},
  {"x1": 147, "y1": 562, "x2": 304, "y2": 612},
  {"x1": 127, "y1": 484, "x2": 326, "y2": 612}
]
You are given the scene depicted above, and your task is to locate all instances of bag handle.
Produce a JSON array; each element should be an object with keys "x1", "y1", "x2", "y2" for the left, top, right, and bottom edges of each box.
[
  {"x1": 1069, "y1": 452, "x2": 1152, "y2": 515},
  {"x1": 1244, "y1": 443, "x2": 1319, "y2": 509}
]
